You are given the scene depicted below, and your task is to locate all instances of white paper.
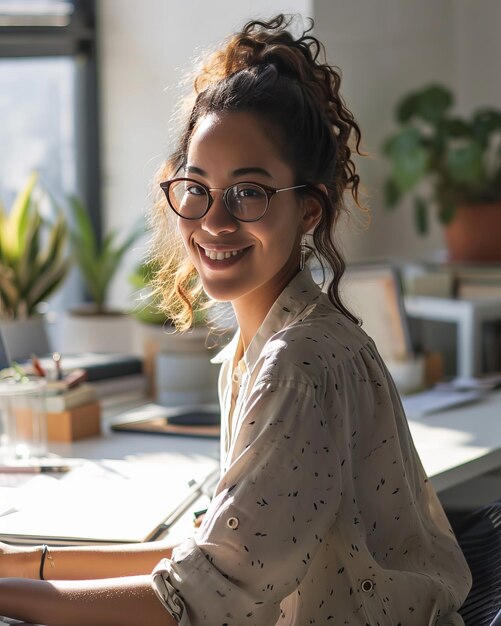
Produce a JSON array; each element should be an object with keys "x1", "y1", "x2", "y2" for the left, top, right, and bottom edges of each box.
[
  {"x1": 402, "y1": 388, "x2": 484, "y2": 417},
  {"x1": 0, "y1": 459, "x2": 219, "y2": 544}
]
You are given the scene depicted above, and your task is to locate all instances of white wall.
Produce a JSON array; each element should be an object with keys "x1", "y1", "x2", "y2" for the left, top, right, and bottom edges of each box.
[
  {"x1": 314, "y1": 0, "x2": 501, "y2": 265},
  {"x1": 97, "y1": 0, "x2": 311, "y2": 309},
  {"x1": 98, "y1": 0, "x2": 501, "y2": 308},
  {"x1": 314, "y1": 0, "x2": 456, "y2": 263}
]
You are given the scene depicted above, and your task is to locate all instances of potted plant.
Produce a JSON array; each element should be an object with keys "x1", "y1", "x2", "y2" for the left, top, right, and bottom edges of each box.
[
  {"x1": 56, "y1": 196, "x2": 144, "y2": 354},
  {"x1": 0, "y1": 173, "x2": 71, "y2": 359},
  {"x1": 382, "y1": 83, "x2": 501, "y2": 262},
  {"x1": 129, "y1": 260, "x2": 219, "y2": 405}
]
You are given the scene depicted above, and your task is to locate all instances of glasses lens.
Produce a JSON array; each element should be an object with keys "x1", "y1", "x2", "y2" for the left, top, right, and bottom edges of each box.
[
  {"x1": 226, "y1": 183, "x2": 268, "y2": 221},
  {"x1": 168, "y1": 179, "x2": 209, "y2": 219}
]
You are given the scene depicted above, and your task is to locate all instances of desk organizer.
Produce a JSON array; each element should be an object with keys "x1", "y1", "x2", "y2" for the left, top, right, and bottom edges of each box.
[{"x1": 46, "y1": 401, "x2": 101, "y2": 442}]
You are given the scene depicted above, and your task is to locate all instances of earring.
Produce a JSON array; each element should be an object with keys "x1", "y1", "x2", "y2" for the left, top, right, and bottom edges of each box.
[{"x1": 300, "y1": 235, "x2": 307, "y2": 271}]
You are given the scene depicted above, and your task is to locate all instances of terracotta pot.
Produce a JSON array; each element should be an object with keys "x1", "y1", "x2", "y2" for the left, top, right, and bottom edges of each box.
[{"x1": 444, "y1": 202, "x2": 501, "y2": 262}]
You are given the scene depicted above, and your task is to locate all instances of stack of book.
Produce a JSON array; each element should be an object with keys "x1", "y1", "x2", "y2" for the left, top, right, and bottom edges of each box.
[
  {"x1": 38, "y1": 352, "x2": 148, "y2": 408},
  {"x1": 45, "y1": 382, "x2": 101, "y2": 442},
  {"x1": 403, "y1": 260, "x2": 501, "y2": 300}
]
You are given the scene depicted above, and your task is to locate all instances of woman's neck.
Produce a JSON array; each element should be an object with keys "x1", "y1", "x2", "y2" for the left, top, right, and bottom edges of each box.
[{"x1": 232, "y1": 266, "x2": 300, "y2": 354}]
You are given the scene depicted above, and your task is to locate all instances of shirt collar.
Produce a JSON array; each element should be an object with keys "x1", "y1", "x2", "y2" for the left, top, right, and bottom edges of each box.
[{"x1": 211, "y1": 267, "x2": 322, "y2": 367}]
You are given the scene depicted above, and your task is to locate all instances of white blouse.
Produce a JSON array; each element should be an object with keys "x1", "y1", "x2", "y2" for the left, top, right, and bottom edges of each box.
[{"x1": 151, "y1": 268, "x2": 472, "y2": 625}]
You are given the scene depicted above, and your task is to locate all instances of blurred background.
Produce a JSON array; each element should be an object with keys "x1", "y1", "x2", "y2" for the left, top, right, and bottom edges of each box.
[{"x1": 2, "y1": 0, "x2": 500, "y2": 309}]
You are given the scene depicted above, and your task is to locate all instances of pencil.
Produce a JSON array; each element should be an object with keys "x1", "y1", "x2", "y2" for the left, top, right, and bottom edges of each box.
[{"x1": 0, "y1": 464, "x2": 73, "y2": 474}]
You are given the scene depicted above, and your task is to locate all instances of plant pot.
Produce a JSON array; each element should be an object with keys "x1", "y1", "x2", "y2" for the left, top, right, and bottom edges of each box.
[
  {"x1": 444, "y1": 203, "x2": 501, "y2": 262},
  {"x1": 55, "y1": 309, "x2": 138, "y2": 354},
  {"x1": 155, "y1": 350, "x2": 219, "y2": 406},
  {"x1": 139, "y1": 325, "x2": 220, "y2": 406}
]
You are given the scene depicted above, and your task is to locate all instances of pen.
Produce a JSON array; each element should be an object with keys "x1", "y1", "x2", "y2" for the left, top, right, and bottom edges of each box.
[
  {"x1": 0, "y1": 464, "x2": 73, "y2": 474},
  {"x1": 52, "y1": 352, "x2": 63, "y2": 381},
  {"x1": 31, "y1": 353, "x2": 47, "y2": 378},
  {"x1": 146, "y1": 467, "x2": 220, "y2": 542}
]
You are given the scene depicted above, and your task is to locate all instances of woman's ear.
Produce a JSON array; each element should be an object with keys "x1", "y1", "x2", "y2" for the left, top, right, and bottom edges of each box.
[{"x1": 301, "y1": 184, "x2": 327, "y2": 233}]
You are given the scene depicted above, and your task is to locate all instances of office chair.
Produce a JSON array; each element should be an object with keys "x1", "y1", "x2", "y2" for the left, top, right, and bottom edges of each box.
[{"x1": 454, "y1": 500, "x2": 501, "y2": 626}]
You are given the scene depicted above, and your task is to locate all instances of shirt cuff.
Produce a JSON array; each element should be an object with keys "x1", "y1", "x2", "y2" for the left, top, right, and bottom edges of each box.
[
  {"x1": 151, "y1": 535, "x2": 280, "y2": 626},
  {"x1": 151, "y1": 553, "x2": 190, "y2": 625}
]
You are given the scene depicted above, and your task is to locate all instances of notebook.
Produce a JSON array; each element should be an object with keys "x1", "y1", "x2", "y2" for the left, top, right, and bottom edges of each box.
[
  {"x1": 0, "y1": 459, "x2": 220, "y2": 545},
  {"x1": 110, "y1": 403, "x2": 221, "y2": 439}
]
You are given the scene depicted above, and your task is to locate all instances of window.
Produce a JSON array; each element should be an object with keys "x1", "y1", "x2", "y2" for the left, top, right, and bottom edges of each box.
[{"x1": 0, "y1": 0, "x2": 100, "y2": 311}]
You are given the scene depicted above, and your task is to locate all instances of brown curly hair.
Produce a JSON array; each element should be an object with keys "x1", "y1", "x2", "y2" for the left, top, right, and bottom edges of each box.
[{"x1": 150, "y1": 14, "x2": 368, "y2": 330}]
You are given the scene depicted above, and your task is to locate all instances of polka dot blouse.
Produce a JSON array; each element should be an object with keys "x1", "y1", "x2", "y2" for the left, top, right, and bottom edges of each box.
[{"x1": 151, "y1": 268, "x2": 472, "y2": 625}]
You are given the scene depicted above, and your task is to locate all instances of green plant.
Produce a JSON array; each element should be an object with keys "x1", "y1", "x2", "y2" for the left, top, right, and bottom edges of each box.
[
  {"x1": 129, "y1": 259, "x2": 207, "y2": 327},
  {"x1": 382, "y1": 83, "x2": 501, "y2": 234},
  {"x1": 0, "y1": 173, "x2": 71, "y2": 318},
  {"x1": 69, "y1": 196, "x2": 144, "y2": 314}
]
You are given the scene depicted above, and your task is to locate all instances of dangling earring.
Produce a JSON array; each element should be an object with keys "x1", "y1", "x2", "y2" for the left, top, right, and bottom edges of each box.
[{"x1": 300, "y1": 235, "x2": 307, "y2": 271}]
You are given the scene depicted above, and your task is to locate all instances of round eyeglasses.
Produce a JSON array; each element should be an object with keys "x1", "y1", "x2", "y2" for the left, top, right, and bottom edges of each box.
[{"x1": 160, "y1": 178, "x2": 307, "y2": 222}]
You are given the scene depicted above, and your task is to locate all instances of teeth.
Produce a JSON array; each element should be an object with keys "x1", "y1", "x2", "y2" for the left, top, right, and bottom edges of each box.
[{"x1": 203, "y1": 247, "x2": 245, "y2": 261}]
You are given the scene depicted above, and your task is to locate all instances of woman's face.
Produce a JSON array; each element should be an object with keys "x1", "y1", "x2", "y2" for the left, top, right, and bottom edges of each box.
[{"x1": 178, "y1": 111, "x2": 317, "y2": 307}]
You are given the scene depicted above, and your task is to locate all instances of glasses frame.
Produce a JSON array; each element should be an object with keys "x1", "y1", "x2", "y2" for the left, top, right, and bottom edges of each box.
[{"x1": 159, "y1": 177, "x2": 308, "y2": 222}]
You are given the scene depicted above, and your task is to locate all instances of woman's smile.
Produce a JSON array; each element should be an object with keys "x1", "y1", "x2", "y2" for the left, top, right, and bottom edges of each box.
[{"x1": 196, "y1": 243, "x2": 253, "y2": 268}]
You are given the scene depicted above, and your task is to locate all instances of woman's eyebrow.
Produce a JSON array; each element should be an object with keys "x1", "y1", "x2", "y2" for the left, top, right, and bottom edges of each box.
[
  {"x1": 185, "y1": 165, "x2": 273, "y2": 178},
  {"x1": 232, "y1": 167, "x2": 273, "y2": 178}
]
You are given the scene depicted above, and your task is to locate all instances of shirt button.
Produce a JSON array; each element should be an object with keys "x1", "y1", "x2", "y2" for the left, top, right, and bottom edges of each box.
[
  {"x1": 361, "y1": 579, "x2": 374, "y2": 593},
  {"x1": 226, "y1": 516, "x2": 239, "y2": 530}
]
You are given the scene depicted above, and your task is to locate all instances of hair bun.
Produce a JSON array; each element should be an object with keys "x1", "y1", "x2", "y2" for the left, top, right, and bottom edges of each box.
[{"x1": 193, "y1": 15, "x2": 317, "y2": 92}]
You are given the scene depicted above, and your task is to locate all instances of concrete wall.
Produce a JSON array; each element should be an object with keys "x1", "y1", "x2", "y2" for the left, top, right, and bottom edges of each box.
[{"x1": 98, "y1": 0, "x2": 501, "y2": 307}]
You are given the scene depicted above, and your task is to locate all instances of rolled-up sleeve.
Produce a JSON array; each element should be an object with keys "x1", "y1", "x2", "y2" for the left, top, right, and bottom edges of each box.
[{"x1": 151, "y1": 377, "x2": 342, "y2": 625}]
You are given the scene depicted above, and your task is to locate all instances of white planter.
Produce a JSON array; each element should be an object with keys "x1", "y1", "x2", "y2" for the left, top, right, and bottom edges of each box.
[
  {"x1": 139, "y1": 325, "x2": 220, "y2": 406},
  {"x1": 55, "y1": 312, "x2": 137, "y2": 354},
  {"x1": 155, "y1": 350, "x2": 219, "y2": 406}
]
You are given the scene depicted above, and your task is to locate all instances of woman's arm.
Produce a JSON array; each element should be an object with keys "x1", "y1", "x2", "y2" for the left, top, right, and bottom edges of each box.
[
  {"x1": 0, "y1": 540, "x2": 178, "y2": 580},
  {"x1": 0, "y1": 575, "x2": 177, "y2": 626}
]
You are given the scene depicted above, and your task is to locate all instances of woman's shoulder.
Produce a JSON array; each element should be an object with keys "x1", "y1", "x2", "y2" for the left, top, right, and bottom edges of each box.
[{"x1": 260, "y1": 301, "x2": 377, "y2": 382}]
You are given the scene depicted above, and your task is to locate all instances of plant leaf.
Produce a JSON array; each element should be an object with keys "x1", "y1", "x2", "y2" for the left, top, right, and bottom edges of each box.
[
  {"x1": 397, "y1": 84, "x2": 453, "y2": 125},
  {"x1": 472, "y1": 109, "x2": 501, "y2": 147},
  {"x1": 26, "y1": 259, "x2": 71, "y2": 315},
  {"x1": 446, "y1": 140, "x2": 484, "y2": 184},
  {"x1": 2, "y1": 173, "x2": 38, "y2": 262},
  {"x1": 68, "y1": 195, "x2": 97, "y2": 258},
  {"x1": 414, "y1": 197, "x2": 429, "y2": 235},
  {"x1": 383, "y1": 178, "x2": 401, "y2": 209}
]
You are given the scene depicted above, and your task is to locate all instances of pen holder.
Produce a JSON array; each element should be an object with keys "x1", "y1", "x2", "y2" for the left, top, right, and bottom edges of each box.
[{"x1": 0, "y1": 377, "x2": 48, "y2": 461}]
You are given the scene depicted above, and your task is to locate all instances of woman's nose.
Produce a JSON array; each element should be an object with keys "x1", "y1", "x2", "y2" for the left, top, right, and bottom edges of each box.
[{"x1": 200, "y1": 191, "x2": 238, "y2": 236}]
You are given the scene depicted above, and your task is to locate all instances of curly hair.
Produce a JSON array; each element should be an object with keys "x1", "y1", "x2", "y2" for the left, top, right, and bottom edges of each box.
[{"x1": 150, "y1": 14, "x2": 368, "y2": 330}]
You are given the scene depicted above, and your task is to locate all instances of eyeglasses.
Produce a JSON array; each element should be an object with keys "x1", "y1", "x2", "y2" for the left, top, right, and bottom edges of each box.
[{"x1": 160, "y1": 177, "x2": 307, "y2": 222}]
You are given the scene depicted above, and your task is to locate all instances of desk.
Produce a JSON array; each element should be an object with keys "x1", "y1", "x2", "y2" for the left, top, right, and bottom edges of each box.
[
  {"x1": 407, "y1": 389, "x2": 501, "y2": 492},
  {"x1": 52, "y1": 389, "x2": 501, "y2": 503},
  {"x1": 1, "y1": 393, "x2": 501, "y2": 626},
  {"x1": 1, "y1": 392, "x2": 501, "y2": 543}
]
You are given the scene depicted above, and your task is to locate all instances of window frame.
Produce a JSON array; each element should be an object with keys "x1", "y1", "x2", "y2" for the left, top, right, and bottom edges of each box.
[{"x1": 0, "y1": 0, "x2": 102, "y2": 244}]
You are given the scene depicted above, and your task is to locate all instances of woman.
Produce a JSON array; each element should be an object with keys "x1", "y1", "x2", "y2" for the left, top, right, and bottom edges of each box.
[{"x1": 0, "y1": 14, "x2": 471, "y2": 626}]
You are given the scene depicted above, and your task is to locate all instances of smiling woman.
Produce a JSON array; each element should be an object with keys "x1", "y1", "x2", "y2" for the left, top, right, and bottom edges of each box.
[
  {"x1": 0, "y1": 12, "x2": 472, "y2": 626},
  {"x1": 171, "y1": 110, "x2": 323, "y2": 330}
]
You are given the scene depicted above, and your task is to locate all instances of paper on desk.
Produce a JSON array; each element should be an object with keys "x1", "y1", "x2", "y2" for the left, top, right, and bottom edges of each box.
[
  {"x1": 0, "y1": 459, "x2": 218, "y2": 545},
  {"x1": 401, "y1": 388, "x2": 484, "y2": 417},
  {"x1": 0, "y1": 476, "x2": 59, "y2": 517}
]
